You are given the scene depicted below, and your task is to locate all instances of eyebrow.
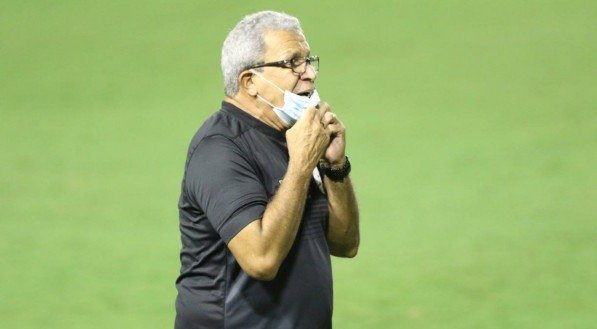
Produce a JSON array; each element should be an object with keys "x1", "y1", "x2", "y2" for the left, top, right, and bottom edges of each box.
[{"x1": 282, "y1": 50, "x2": 310, "y2": 60}]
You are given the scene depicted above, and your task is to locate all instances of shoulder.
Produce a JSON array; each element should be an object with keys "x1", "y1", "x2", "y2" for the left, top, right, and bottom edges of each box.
[{"x1": 186, "y1": 107, "x2": 253, "y2": 158}]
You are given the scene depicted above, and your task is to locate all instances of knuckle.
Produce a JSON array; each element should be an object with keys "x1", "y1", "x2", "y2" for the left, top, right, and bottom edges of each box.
[{"x1": 319, "y1": 101, "x2": 331, "y2": 111}]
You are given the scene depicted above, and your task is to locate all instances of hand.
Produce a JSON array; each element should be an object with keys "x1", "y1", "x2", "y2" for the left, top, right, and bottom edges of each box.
[
  {"x1": 317, "y1": 102, "x2": 346, "y2": 166},
  {"x1": 286, "y1": 106, "x2": 331, "y2": 173}
]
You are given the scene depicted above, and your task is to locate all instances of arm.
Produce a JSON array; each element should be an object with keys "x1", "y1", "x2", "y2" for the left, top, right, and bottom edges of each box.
[
  {"x1": 323, "y1": 164, "x2": 360, "y2": 258},
  {"x1": 228, "y1": 107, "x2": 330, "y2": 280},
  {"x1": 319, "y1": 103, "x2": 360, "y2": 258},
  {"x1": 227, "y1": 163, "x2": 311, "y2": 280}
]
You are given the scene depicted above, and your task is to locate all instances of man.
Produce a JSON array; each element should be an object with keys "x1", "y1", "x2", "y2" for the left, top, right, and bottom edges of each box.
[{"x1": 175, "y1": 11, "x2": 359, "y2": 329}]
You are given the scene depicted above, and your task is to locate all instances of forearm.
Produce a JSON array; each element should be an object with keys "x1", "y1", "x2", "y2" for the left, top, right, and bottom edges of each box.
[
  {"x1": 227, "y1": 162, "x2": 313, "y2": 280},
  {"x1": 259, "y1": 162, "x2": 312, "y2": 263},
  {"x1": 325, "y1": 176, "x2": 360, "y2": 257}
]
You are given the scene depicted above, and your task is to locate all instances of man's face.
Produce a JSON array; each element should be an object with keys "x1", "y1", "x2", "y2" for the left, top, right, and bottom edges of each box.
[{"x1": 254, "y1": 30, "x2": 318, "y2": 108}]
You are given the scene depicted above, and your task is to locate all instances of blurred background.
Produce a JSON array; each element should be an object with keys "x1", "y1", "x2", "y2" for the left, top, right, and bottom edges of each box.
[{"x1": 1, "y1": 1, "x2": 595, "y2": 328}]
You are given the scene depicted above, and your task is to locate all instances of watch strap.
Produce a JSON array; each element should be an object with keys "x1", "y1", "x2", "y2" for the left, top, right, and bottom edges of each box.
[{"x1": 319, "y1": 156, "x2": 351, "y2": 182}]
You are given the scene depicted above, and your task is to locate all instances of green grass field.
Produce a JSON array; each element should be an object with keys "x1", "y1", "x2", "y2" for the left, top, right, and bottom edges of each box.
[{"x1": 1, "y1": 1, "x2": 595, "y2": 328}]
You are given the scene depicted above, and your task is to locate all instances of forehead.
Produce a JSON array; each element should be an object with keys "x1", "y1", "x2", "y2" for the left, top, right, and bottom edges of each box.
[{"x1": 262, "y1": 30, "x2": 310, "y2": 60}]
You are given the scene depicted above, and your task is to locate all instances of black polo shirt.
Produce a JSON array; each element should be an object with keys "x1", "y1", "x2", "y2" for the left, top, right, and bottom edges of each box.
[{"x1": 175, "y1": 101, "x2": 332, "y2": 329}]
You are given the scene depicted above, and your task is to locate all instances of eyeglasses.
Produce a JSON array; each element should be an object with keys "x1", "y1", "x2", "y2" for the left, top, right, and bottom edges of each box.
[{"x1": 249, "y1": 55, "x2": 319, "y2": 74}]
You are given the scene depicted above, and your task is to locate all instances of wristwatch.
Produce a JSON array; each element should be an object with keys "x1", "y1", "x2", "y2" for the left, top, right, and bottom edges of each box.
[{"x1": 319, "y1": 156, "x2": 351, "y2": 182}]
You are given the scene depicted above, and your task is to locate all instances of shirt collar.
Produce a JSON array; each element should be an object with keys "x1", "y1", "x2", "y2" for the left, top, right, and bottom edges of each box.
[{"x1": 220, "y1": 101, "x2": 286, "y2": 142}]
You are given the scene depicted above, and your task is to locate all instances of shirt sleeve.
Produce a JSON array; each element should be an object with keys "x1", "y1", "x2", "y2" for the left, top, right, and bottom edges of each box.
[{"x1": 184, "y1": 135, "x2": 268, "y2": 243}]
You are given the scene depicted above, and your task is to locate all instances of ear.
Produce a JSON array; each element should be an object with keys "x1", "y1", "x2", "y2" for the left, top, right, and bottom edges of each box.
[{"x1": 238, "y1": 70, "x2": 257, "y2": 96}]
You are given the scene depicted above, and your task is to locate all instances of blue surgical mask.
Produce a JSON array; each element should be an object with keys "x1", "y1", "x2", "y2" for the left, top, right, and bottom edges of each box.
[{"x1": 251, "y1": 70, "x2": 320, "y2": 126}]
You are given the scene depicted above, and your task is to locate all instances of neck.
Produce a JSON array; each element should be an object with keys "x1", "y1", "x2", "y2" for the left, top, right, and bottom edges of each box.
[{"x1": 225, "y1": 94, "x2": 288, "y2": 131}]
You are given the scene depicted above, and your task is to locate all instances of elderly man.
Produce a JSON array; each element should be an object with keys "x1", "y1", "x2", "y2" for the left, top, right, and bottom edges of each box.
[{"x1": 175, "y1": 10, "x2": 360, "y2": 329}]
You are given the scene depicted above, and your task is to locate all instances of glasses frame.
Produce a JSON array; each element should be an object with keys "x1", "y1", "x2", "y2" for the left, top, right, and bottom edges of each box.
[{"x1": 249, "y1": 55, "x2": 319, "y2": 74}]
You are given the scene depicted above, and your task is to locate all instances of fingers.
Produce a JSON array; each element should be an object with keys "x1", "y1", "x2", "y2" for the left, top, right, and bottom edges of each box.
[
  {"x1": 317, "y1": 101, "x2": 331, "y2": 113},
  {"x1": 302, "y1": 101, "x2": 332, "y2": 124},
  {"x1": 321, "y1": 112, "x2": 338, "y2": 127},
  {"x1": 301, "y1": 106, "x2": 317, "y2": 121},
  {"x1": 299, "y1": 102, "x2": 340, "y2": 140},
  {"x1": 316, "y1": 101, "x2": 331, "y2": 118},
  {"x1": 296, "y1": 107, "x2": 331, "y2": 141},
  {"x1": 315, "y1": 101, "x2": 337, "y2": 128},
  {"x1": 325, "y1": 121, "x2": 344, "y2": 136},
  {"x1": 324, "y1": 111, "x2": 345, "y2": 138}
]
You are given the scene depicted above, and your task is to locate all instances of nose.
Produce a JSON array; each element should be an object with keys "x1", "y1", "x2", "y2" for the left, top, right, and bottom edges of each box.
[{"x1": 300, "y1": 63, "x2": 318, "y2": 81}]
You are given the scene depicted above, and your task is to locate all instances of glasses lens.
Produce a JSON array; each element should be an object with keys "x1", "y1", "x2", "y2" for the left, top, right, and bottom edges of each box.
[
  {"x1": 291, "y1": 56, "x2": 319, "y2": 73},
  {"x1": 309, "y1": 56, "x2": 319, "y2": 72},
  {"x1": 295, "y1": 56, "x2": 319, "y2": 73}
]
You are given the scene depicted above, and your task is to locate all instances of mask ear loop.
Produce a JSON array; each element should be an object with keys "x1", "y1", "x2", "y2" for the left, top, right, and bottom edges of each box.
[
  {"x1": 250, "y1": 70, "x2": 283, "y2": 109},
  {"x1": 256, "y1": 94, "x2": 277, "y2": 109},
  {"x1": 250, "y1": 69, "x2": 302, "y2": 95},
  {"x1": 250, "y1": 69, "x2": 285, "y2": 93}
]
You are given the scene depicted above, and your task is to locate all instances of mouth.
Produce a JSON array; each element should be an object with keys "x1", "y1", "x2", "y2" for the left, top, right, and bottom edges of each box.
[{"x1": 296, "y1": 90, "x2": 313, "y2": 97}]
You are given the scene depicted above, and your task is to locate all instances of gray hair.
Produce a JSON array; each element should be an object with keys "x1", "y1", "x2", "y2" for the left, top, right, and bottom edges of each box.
[{"x1": 221, "y1": 11, "x2": 304, "y2": 96}]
